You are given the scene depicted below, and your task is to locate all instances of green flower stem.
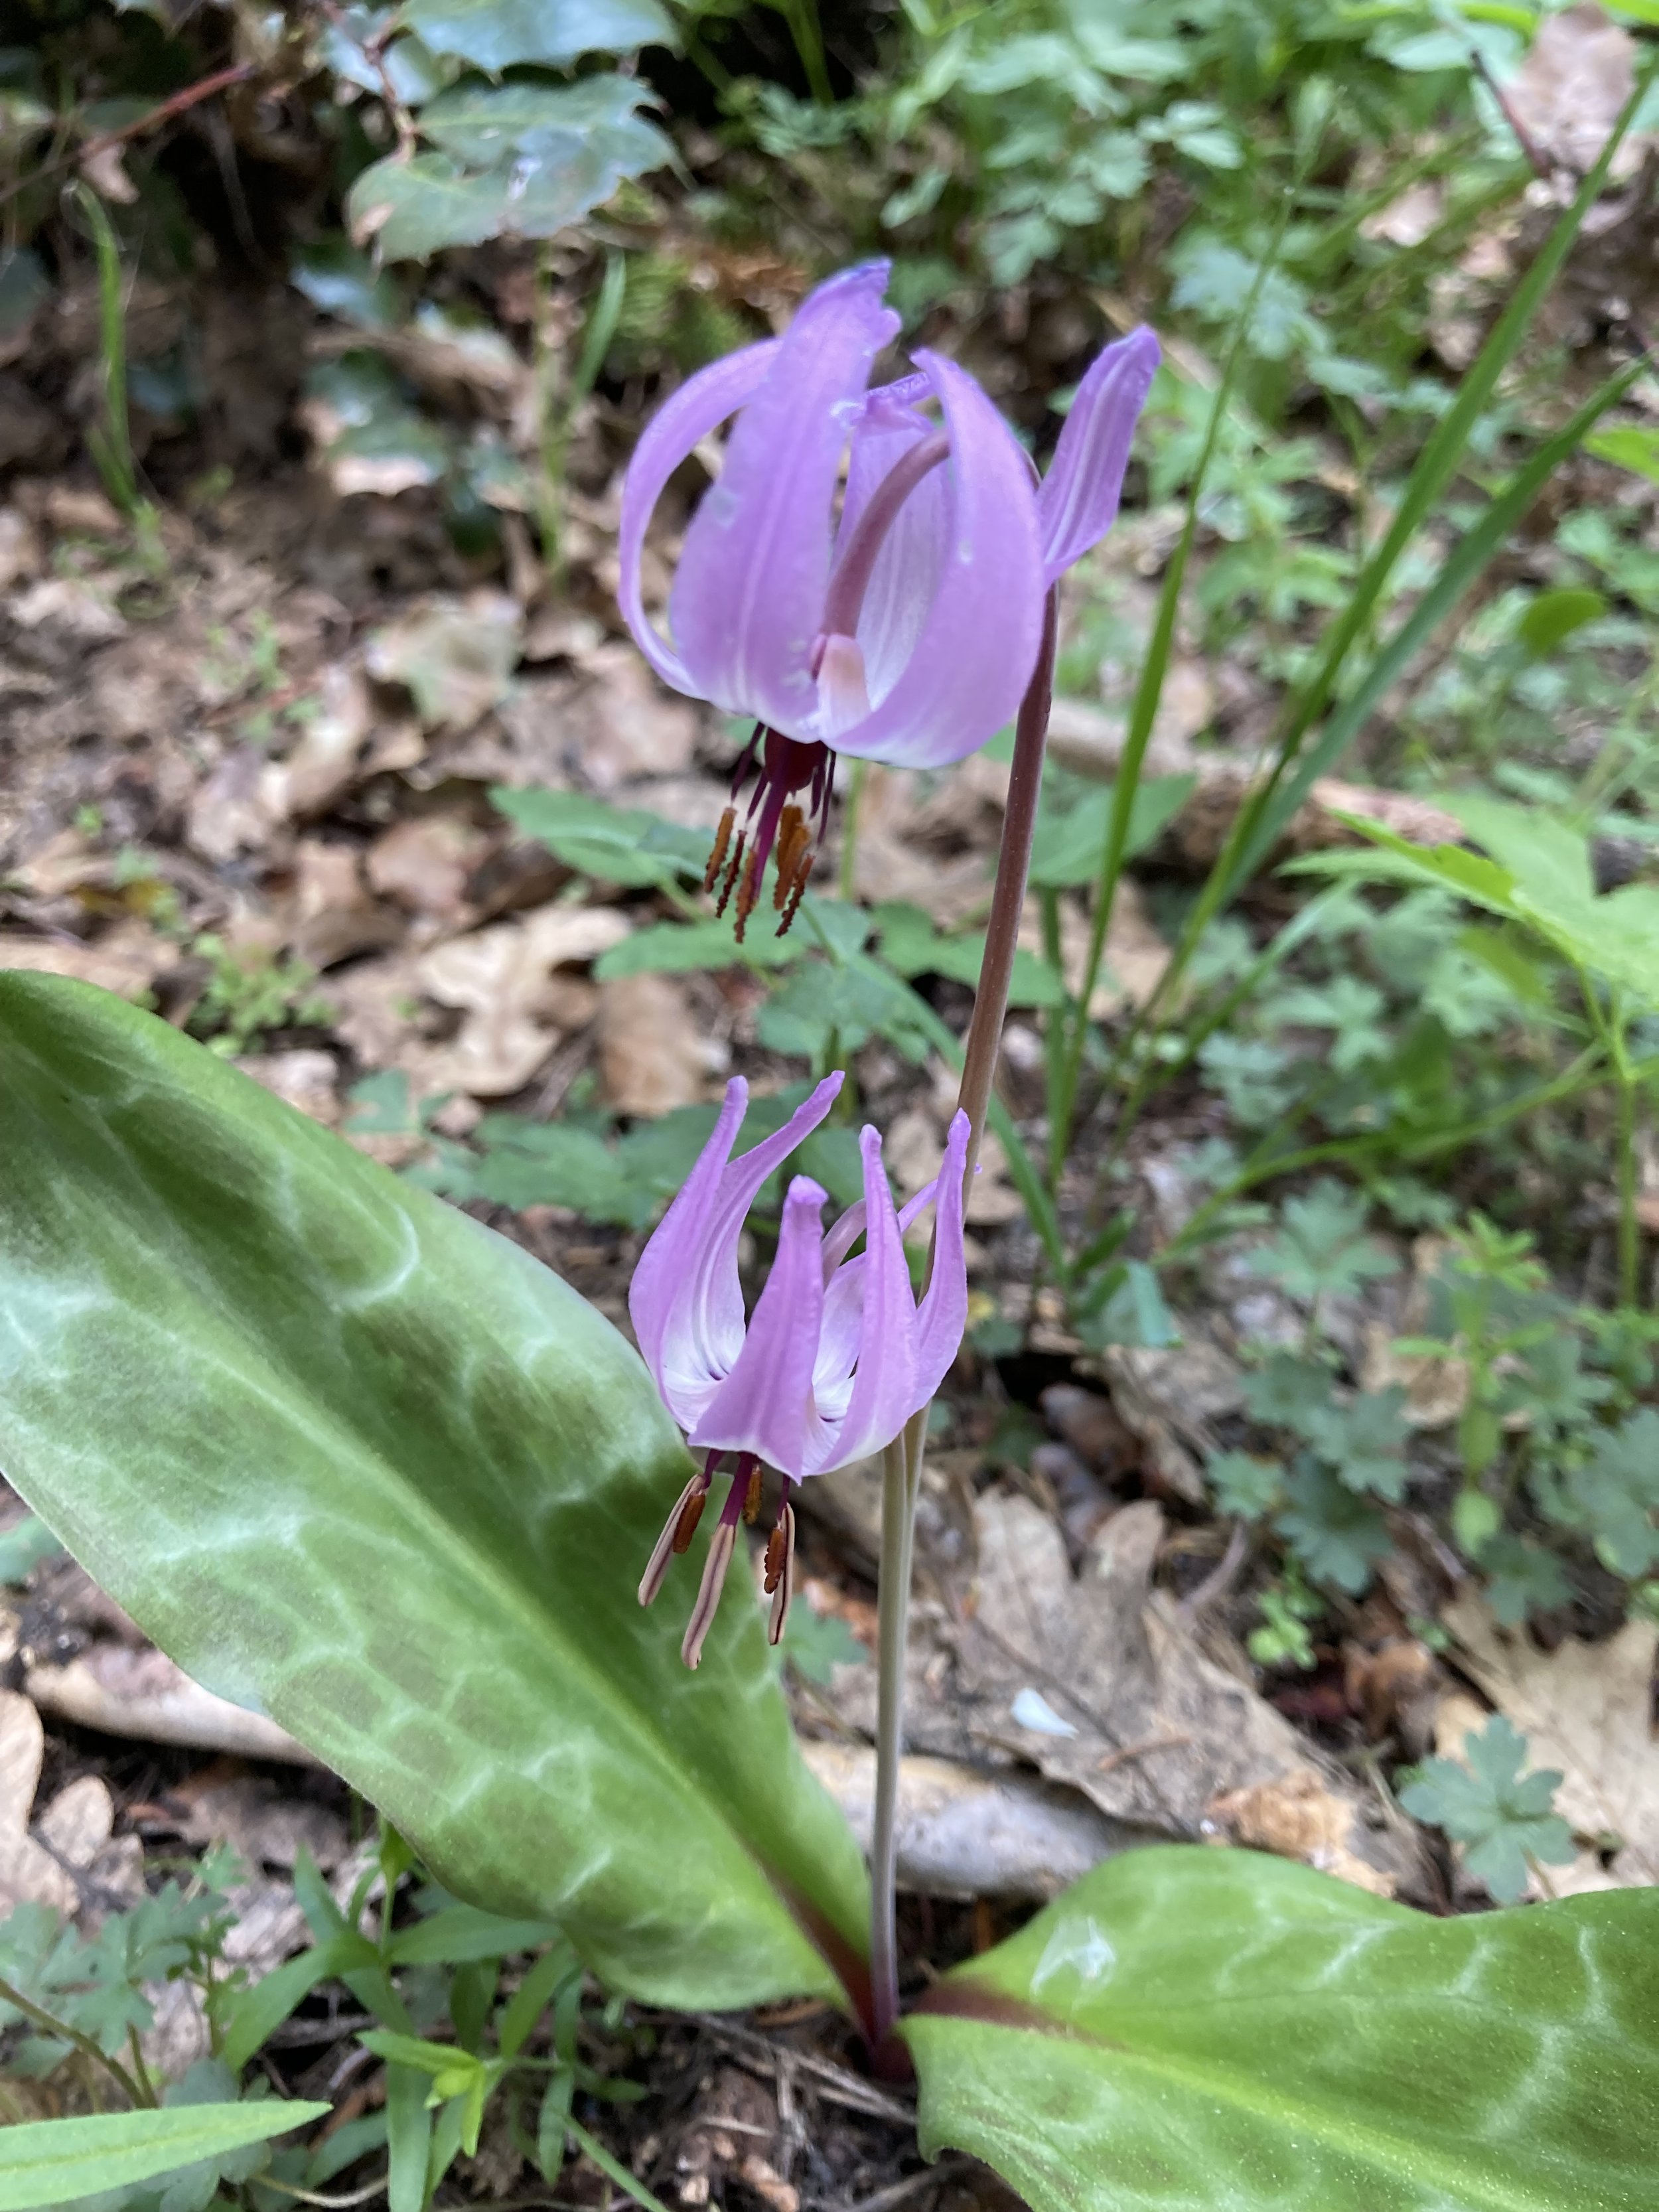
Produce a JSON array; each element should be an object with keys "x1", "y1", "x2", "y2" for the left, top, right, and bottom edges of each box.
[{"x1": 868, "y1": 589, "x2": 1058, "y2": 2049}]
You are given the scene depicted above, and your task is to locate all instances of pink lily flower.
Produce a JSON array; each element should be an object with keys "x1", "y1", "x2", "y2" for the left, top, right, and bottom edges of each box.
[
  {"x1": 618, "y1": 260, "x2": 1159, "y2": 937},
  {"x1": 630, "y1": 1071, "x2": 969, "y2": 1668}
]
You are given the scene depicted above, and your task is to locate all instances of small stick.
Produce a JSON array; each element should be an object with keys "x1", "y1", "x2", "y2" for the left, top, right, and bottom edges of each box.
[{"x1": 0, "y1": 62, "x2": 255, "y2": 211}]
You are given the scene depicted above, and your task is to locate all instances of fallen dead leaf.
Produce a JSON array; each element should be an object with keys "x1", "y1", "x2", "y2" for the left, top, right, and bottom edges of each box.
[
  {"x1": 571, "y1": 642, "x2": 701, "y2": 788},
  {"x1": 283, "y1": 839, "x2": 400, "y2": 969},
  {"x1": 366, "y1": 812, "x2": 488, "y2": 922},
  {"x1": 0, "y1": 922, "x2": 177, "y2": 999},
  {"x1": 236, "y1": 1049, "x2": 340, "y2": 1126},
  {"x1": 27, "y1": 1642, "x2": 315, "y2": 1765},
  {"x1": 0, "y1": 1690, "x2": 81, "y2": 1915},
  {"x1": 266, "y1": 662, "x2": 373, "y2": 820},
  {"x1": 366, "y1": 591, "x2": 522, "y2": 732},
  {"x1": 413, "y1": 903, "x2": 627, "y2": 1096},
  {"x1": 166, "y1": 1769, "x2": 349, "y2": 1872},
  {"x1": 187, "y1": 744, "x2": 276, "y2": 863},
  {"x1": 598, "y1": 971, "x2": 715, "y2": 1115},
  {"x1": 1507, "y1": 3, "x2": 1650, "y2": 180},
  {"x1": 953, "y1": 1495, "x2": 1416, "y2": 1893},
  {"x1": 1443, "y1": 1590, "x2": 1659, "y2": 1887}
]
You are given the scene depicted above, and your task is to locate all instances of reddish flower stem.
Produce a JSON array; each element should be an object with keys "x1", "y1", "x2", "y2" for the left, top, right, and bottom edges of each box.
[{"x1": 868, "y1": 584, "x2": 1058, "y2": 2057}]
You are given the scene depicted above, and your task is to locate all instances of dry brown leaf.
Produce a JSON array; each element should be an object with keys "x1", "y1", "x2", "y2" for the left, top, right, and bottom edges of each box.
[
  {"x1": 954, "y1": 1495, "x2": 1416, "y2": 1893},
  {"x1": 235, "y1": 1050, "x2": 340, "y2": 1126},
  {"x1": 187, "y1": 745, "x2": 276, "y2": 863},
  {"x1": 597, "y1": 972, "x2": 713, "y2": 1115},
  {"x1": 366, "y1": 591, "x2": 522, "y2": 732},
  {"x1": 0, "y1": 507, "x2": 40, "y2": 590},
  {"x1": 366, "y1": 812, "x2": 488, "y2": 921},
  {"x1": 1507, "y1": 3, "x2": 1650, "y2": 179},
  {"x1": 0, "y1": 1690, "x2": 80, "y2": 1915},
  {"x1": 267, "y1": 662, "x2": 373, "y2": 819},
  {"x1": 413, "y1": 904, "x2": 627, "y2": 1096},
  {"x1": 27, "y1": 1643, "x2": 315, "y2": 1763},
  {"x1": 0, "y1": 922, "x2": 177, "y2": 999},
  {"x1": 571, "y1": 642, "x2": 701, "y2": 788},
  {"x1": 283, "y1": 840, "x2": 400, "y2": 969},
  {"x1": 1443, "y1": 1591, "x2": 1659, "y2": 1886}
]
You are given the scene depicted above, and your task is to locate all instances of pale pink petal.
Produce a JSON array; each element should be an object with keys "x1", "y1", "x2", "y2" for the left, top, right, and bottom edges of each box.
[
  {"x1": 617, "y1": 344, "x2": 779, "y2": 696},
  {"x1": 912, "y1": 1110, "x2": 971, "y2": 1396},
  {"x1": 689, "y1": 1176, "x2": 831, "y2": 1477},
  {"x1": 810, "y1": 1124, "x2": 920, "y2": 1475},
  {"x1": 831, "y1": 350, "x2": 1044, "y2": 771},
  {"x1": 1037, "y1": 327, "x2": 1160, "y2": 585},
  {"x1": 668, "y1": 263, "x2": 899, "y2": 739}
]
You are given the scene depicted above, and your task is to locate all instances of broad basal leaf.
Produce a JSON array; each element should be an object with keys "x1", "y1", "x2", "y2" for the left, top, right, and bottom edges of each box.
[
  {"x1": 0, "y1": 977, "x2": 867, "y2": 2013},
  {"x1": 400, "y1": 0, "x2": 672, "y2": 71},
  {"x1": 0, "y1": 2101, "x2": 328, "y2": 2211},
  {"x1": 905, "y1": 1846, "x2": 1659, "y2": 2212}
]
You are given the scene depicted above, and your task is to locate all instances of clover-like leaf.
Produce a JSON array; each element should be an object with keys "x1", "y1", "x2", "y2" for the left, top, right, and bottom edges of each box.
[
  {"x1": 1250, "y1": 1180, "x2": 1399, "y2": 1303},
  {"x1": 1300, "y1": 1386, "x2": 1410, "y2": 1501},
  {"x1": 1399, "y1": 1715, "x2": 1576, "y2": 1903},
  {"x1": 1206, "y1": 1449, "x2": 1281, "y2": 1520},
  {"x1": 1277, "y1": 1457, "x2": 1391, "y2": 1593}
]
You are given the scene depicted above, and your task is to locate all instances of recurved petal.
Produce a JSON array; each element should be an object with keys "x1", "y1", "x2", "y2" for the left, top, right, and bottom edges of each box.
[
  {"x1": 628, "y1": 1076, "x2": 750, "y2": 1408},
  {"x1": 668, "y1": 263, "x2": 900, "y2": 739},
  {"x1": 617, "y1": 342, "x2": 779, "y2": 696},
  {"x1": 811, "y1": 1125, "x2": 921, "y2": 1475},
  {"x1": 1037, "y1": 325, "x2": 1160, "y2": 585},
  {"x1": 912, "y1": 1110, "x2": 971, "y2": 1398},
  {"x1": 630, "y1": 1070, "x2": 841, "y2": 1432},
  {"x1": 831, "y1": 349, "x2": 1044, "y2": 771},
  {"x1": 688, "y1": 1176, "x2": 831, "y2": 1479}
]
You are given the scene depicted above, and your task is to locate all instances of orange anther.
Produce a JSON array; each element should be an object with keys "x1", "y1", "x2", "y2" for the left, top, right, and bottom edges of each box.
[
  {"x1": 763, "y1": 1522, "x2": 788, "y2": 1593},
  {"x1": 672, "y1": 1487, "x2": 708, "y2": 1556},
  {"x1": 743, "y1": 1464, "x2": 763, "y2": 1523},
  {"x1": 703, "y1": 807, "x2": 736, "y2": 895}
]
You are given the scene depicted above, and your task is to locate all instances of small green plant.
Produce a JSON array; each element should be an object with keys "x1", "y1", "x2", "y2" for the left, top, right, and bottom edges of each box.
[
  {"x1": 1246, "y1": 1563, "x2": 1321, "y2": 1672},
  {"x1": 187, "y1": 940, "x2": 332, "y2": 1058},
  {"x1": 1398, "y1": 1716, "x2": 1576, "y2": 1905}
]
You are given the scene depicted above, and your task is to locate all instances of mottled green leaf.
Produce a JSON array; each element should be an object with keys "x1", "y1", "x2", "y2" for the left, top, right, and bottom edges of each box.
[
  {"x1": 0, "y1": 977, "x2": 867, "y2": 2012},
  {"x1": 906, "y1": 1846, "x2": 1659, "y2": 2212},
  {"x1": 401, "y1": 0, "x2": 671, "y2": 70},
  {"x1": 0, "y1": 2100, "x2": 328, "y2": 2210}
]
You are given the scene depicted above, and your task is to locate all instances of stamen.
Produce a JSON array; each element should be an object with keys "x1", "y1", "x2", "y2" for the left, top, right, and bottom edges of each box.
[
  {"x1": 733, "y1": 846, "x2": 762, "y2": 940},
  {"x1": 703, "y1": 807, "x2": 735, "y2": 895},
  {"x1": 638, "y1": 1464, "x2": 713, "y2": 1606},
  {"x1": 773, "y1": 806, "x2": 810, "y2": 911},
  {"x1": 778, "y1": 851, "x2": 813, "y2": 936},
  {"x1": 682, "y1": 1521, "x2": 739, "y2": 1669},
  {"x1": 743, "y1": 1461, "x2": 763, "y2": 1524},
  {"x1": 714, "y1": 828, "x2": 747, "y2": 919},
  {"x1": 766, "y1": 1498, "x2": 796, "y2": 1645}
]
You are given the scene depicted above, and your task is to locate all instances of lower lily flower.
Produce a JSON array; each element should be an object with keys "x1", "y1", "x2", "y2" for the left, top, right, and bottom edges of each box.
[
  {"x1": 619, "y1": 261, "x2": 1158, "y2": 937},
  {"x1": 630, "y1": 1071, "x2": 969, "y2": 1667}
]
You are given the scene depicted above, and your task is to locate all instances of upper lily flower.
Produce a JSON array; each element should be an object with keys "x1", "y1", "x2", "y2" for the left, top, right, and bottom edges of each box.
[
  {"x1": 630, "y1": 1070, "x2": 969, "y2": 1668},
  {"x1": 619, "y1": 261, "x2": 1159, "y2": 936}
]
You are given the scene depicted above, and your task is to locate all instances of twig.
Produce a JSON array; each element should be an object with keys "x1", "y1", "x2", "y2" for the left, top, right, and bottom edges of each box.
[
  {"x1": 691, "y1": 2018, "x2": 914, "y2": 2125},
  {"x1": 1178, "y1": 1517, "x2": 1251, "y2": 1622},
  {"x1": 0, "y1": 62, "x2": 255, "y2": 211},
  {"x1": 1468, "y1": 46, "x2": 1551, "y2": 180},
  {"x1": 254, "y1": 2177, "x2": 388, "y2": 2209},
  {"x1": 811, "y1": 2160, "x2": 968, "y2": 2212}
]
